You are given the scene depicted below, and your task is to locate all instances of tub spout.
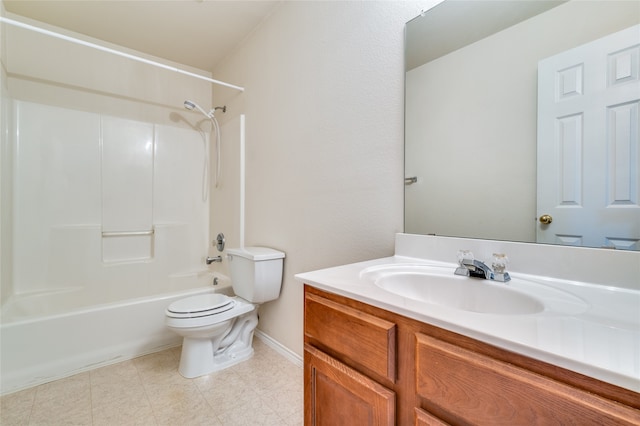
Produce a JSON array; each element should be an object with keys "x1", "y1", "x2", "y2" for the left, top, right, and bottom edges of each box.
[{"x1": 206, "y1": 256, "x2": 222, "y2": 264}]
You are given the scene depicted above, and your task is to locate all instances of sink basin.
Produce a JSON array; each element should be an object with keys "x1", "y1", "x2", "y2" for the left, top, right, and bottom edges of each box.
[
  {"x1": 374, "y1": 271, "x2": 543, "y2": 314},
  {"x1": 360, "y1": 264, "x2": 587, "y2": 315}
]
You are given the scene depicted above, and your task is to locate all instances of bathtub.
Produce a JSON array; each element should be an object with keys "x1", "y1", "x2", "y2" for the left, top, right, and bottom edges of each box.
[{"x1": 0, "y1": 272, "x2": 232, "y2": 395}]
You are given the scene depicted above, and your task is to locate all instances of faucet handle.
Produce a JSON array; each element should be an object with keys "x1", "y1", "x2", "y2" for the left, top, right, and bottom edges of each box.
[
  {"x1": 455, "y1": 250, "x2": 474, "y2": 276},
  {"x1": 491, "y1": 253, "x2": 508, "y2": 273},
  {"x1": 491, "y1": 253, "x2": 511, "y2": 282},
  {"x1": 457, "y1": 250, "x2": 474, "y2": 266}
]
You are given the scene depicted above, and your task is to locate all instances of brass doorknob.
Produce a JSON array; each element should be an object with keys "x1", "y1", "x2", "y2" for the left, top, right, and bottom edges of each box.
[{"x1": 539, "y1": 214, "x2": 553, "y2": 224}]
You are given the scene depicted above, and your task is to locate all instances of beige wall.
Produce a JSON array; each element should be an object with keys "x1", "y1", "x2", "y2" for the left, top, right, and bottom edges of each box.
[{"x1": 209, "y1": 1, "x2": 429, "y2": 356}]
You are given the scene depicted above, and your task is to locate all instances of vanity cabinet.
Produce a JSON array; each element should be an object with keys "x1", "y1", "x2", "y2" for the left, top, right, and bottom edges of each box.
[
  {"x1": 303, "y1": 285, "x2": 640, "y2": 425},
  {"x1": 304, "y1": 291, "x2": 397, "y2": 425}
]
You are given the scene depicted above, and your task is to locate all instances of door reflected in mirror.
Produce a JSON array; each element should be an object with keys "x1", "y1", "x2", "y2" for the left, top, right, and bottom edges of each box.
[{"x1": 405, "y1": 0, "x2": 640, "y2": 250}]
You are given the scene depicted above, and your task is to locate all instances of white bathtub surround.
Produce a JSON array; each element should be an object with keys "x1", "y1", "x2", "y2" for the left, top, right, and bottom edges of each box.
[
  {"x1": 0, "y1": 101, "x2": 218, "y2": 396},
  {"x1": 2, "y1": 17, "x2": 216, "y2": 311},
  {"x1": 101, "y1": 116, "x2": 155, "y2": 262},
  {"x1": 1, "y1": 99, "x2": 220, "y2": 395},
  {"x1": 10, "y1": 101, "x2": 209, "y2": 294},
  {"x1": 295, "y1": 233, "x2": 640, "y2": 392}
]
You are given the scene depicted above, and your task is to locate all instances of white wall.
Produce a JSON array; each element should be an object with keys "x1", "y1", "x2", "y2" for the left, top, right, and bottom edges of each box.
[{"x1": 210, "y1": 1, "x2": 430, "y2": 356}]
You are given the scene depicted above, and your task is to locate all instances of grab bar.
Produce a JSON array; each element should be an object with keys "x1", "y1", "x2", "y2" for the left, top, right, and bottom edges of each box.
[{"x1": 101, "y1": 229, "x2": 154, "y2": 237}]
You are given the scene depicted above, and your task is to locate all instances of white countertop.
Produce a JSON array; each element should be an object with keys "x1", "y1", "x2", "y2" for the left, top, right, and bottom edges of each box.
[{"x1": 296, "y1": 255, "x2": 640, "y2": 393}]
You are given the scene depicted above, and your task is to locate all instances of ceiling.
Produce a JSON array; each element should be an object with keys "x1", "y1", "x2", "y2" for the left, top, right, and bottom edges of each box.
[{"x1": 3, "y1": 0, "x2": 281, "y2": 72}]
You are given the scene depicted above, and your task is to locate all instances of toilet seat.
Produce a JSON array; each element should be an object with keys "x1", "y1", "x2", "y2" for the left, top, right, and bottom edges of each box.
[
  {"x1": 166, "y1": 294, "x2": 235, "y2": 319},
  {"x1": 165, "y1": 295, "x2": 256, "y2": 329}
]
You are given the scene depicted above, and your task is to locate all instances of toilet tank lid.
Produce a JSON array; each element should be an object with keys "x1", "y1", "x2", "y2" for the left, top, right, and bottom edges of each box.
[{"x1": 227, "y1": 247, "x2": 285, "y2": 261}]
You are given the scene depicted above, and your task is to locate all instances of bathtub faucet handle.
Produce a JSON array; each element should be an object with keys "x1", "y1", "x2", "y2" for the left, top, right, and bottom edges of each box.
[{"x1": 206, "y1": 256, "x2": 222, "y2": 265}]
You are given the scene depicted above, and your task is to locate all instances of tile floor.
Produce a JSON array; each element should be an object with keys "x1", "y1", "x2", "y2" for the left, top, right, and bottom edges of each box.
[{"x1": 0, "y1": 338, "x2": 303, "y2": 425}]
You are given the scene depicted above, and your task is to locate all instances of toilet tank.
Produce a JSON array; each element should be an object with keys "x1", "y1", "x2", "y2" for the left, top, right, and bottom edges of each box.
[{"x1": 226, "y1": 247, "x2": 285, "y2": 303}]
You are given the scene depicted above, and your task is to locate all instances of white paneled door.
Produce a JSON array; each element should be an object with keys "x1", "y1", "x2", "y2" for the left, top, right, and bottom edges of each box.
[{"x1": 537, "y1": 25, "x2": 640, "y2": 250}]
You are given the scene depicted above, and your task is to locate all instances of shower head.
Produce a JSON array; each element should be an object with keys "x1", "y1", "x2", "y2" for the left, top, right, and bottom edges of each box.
[{"x1": 184, "y1": 99, "x2": 211, "y2": 119}]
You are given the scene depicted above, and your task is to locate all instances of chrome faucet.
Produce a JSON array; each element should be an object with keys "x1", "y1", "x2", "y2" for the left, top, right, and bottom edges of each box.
[
  {"x1": 455, "y1": 251, "x2": 511, "y2": 282},
  {"x1": 206, "y1": 256, "x2": 222, "y2": 264},
  {"x1": 455, "y1": 258, "x2": 492, "y2": 279}
]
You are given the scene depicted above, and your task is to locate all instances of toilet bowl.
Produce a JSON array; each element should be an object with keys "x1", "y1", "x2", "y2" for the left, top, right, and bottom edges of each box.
[
  {"x1": 165, "y1": 247, "x2": 285, "y2": 378},
  {"x1": 166, "y1": 294, "x2": 257, "y2": 378}
]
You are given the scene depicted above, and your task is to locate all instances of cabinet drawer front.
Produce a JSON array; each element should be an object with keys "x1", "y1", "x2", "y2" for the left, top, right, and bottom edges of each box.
[
  {"x1": 305, "y1": 292, "x2": 396, "y2": 382},
  {"x1": 415, "y1": 333, "x2": 640, "y2": 426},
  {"x1": 305, "y1": 344, "x2": 395, "y2": 426}
]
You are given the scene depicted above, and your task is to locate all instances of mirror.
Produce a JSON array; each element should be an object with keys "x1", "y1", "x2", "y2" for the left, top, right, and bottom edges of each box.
[{"x1": 405, "y1": 0, "x2": 640, "y2": 250}]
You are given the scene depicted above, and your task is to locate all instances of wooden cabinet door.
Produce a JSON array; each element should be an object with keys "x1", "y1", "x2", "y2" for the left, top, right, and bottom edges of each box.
[
  {"x1": 305, "y1": 344, "x2": 395, "y2": 426},
  {"x1": 415, "y1": 333, "x2": 640, "y2": 425}
]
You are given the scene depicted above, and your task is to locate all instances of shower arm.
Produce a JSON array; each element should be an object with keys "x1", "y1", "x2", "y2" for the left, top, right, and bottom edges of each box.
[{"x1": 184, "y1": 100, "x2": 226, "y2": 118}]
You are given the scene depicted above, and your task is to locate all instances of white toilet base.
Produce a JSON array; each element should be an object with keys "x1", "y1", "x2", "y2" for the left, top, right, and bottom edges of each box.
[{"x1": 176, "y1": 307, "x2": 259, "y2": 378}]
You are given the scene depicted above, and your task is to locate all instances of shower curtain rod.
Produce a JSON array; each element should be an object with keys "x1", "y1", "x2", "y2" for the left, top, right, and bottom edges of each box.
[{"x1": 0, "y1": 16, "x2": 245, "y2": 92}]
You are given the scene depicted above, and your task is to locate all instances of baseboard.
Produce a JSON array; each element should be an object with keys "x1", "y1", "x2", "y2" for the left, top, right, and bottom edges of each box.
[{"x1": 254, "y1": 330, "x2": 303, "y2": 368}]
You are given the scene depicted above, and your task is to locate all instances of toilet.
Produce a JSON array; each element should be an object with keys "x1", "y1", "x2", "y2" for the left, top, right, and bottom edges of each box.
[{"x1": 165, "y1": 246, "x2": 285, "y2": 378}]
